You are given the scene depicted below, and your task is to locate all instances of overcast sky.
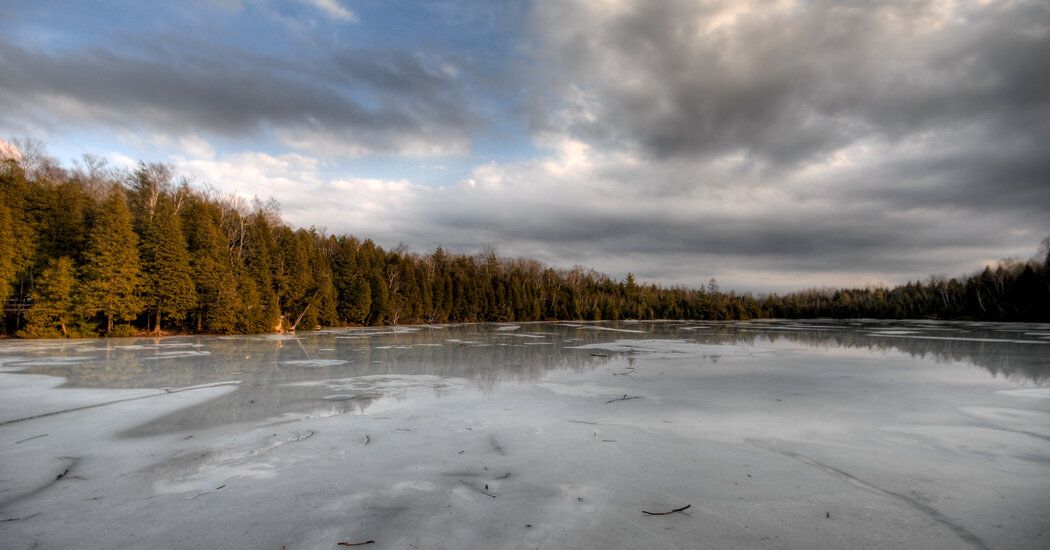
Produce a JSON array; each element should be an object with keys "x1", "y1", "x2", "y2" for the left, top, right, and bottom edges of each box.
[{"x1": 2, "y1": 0, "x2": 1048, "y2": 292}]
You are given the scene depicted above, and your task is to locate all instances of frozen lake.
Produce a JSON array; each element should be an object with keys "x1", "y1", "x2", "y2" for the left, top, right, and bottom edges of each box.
[{"x1": 2, "y1": 320, "x2": 1049, "y2": 549}]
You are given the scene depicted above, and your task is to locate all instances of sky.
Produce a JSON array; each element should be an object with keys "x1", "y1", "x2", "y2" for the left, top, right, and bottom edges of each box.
[{"x1": 1, "y1": 0, "x2": 1048, "y2": 292}]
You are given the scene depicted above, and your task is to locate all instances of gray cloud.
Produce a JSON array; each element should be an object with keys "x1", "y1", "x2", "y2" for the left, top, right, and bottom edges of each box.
[
  {"x1": 263, "y1": 136, "x2": 1042, "y2": 292},
  {"x1": 531, "y1": 0, "x2": 1050, "y2": 169},
  {"x1": 420, "y1": 0, "x2": 1049, "y2": 289},
  {"x1": 0, "y1": 38, "x2": 476, "y2": 155},
  {"x1": 4, "y1": 0, "x2": 1048, "y2": 292},
  {"x1": 861, "y1": 141, "x2": 1050, "y2": 215}
]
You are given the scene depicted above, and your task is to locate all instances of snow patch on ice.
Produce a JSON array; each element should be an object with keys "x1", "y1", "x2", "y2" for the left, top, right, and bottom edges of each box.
[
  {"x1": 289, "y1": 375, "x2": 471, "y2": 401},
  {"x1": 575, "y1": 325, "x2": 647, "y2": 334},
  {"x1": 870, "y1": 334, "x2": 1049, "y2": 345},
  {"x1": 11, "y1": 355, "x2": 94, "y2": 366},
  {"x1": 958, "y1": 406, "x2": 1050, "y2": 437},
  {"x1": 881, "y1": 424, "x2": 1050, "y2": 460},
  {"x1": 151, "y1": 430, "x2": 314, "y2": 495},
  {"x1": 996, "y1": 388, "x2": 1050, "y2": 399},
  {"x1": 536, "y1": 381, "x2": 635, "y2": 400},
  {"x1": 142, "y1": 351, "x2": 211, "y2": 360},
  {"x1": 321, "y1": 394, "x2": 357, "y2": 401},
  {"x1": 279, "y1": 359, "x2": 350, "y2": 368},
  {"x1": 571, "y1": 339, "x2": 749, "y2": 358}
]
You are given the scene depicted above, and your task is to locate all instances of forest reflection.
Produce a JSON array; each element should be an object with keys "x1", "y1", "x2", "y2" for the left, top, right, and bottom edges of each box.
[
  {"x1": 1, "y1": 320, "x2": 1046, "y2": 435},
  {"x1": 5, "y1": 321, "x2": 1048, "y2": 388}
]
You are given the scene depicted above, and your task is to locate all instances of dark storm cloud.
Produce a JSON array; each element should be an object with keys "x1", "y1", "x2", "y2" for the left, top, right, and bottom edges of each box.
[
  {"x1": 431, "y1": 0, "x2": 1050, "y2": 288},
  {"x1": 418, "y1": 189, "x2": 1026, "y2": 288},
  {"x1": 0, "y1": 38, "x2": 476, "y2": 155},
  {"x1": 187, "y1": 0, "x2": 1046, "y2": 291},
  {"x1": 427, "y1": 185, "x2": 988, "y2": 263},
  {"x1": 532, "y1": 0, "x2": 1050, "y2": 169},
  {"x1": 857, "y1": 141, "x2": 1050, "y2": 214}
]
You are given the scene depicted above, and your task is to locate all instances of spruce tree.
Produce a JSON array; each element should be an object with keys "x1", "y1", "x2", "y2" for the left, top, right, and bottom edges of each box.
[
  {"x1": 343, "y1": 276, "x2": 372, "y2": 324},
  {"x1": 27, "y1": 179, "x2": 89, "y2": 263},
  {"x1": 235, "y1": 267, "x2": 266, "y2": 333},
  {"x1": 244, "y1": 212, "x2": 282, "y2": 331},
  {"x1": 140, "y1": 199, "x2": 196, "y2": 333},
  {"x1": 182, "y1": 200, "x2": 242, "y2": 333},
  {"x1": 0, "y1": 204, "x2": 15, "y2": 306},
  {"x1": 309, "y1": 254, "x2": 339, "y2": 328},
  {"x1": 81, "y1": 187, "x2": 143, "y2": 334},
  {"x1": 0, "y1": 162, "x2": 38, "y2": 327},
  {"x1": 21, "y1": 256, "x2": 77, "y2": 337},
  {"x1": 205, "y1": 274, "x2": 240, "y2": 334},
  {"x1": 274, "y1": 228, "x2": 310, "y2": 329},
  {"x1": 333, "y1": 236, "x2": 363, "y2": 323}
]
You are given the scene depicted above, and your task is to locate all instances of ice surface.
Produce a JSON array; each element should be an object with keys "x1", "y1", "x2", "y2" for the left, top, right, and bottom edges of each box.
[
  {"x1": 1, "y1": 320, "x2": 1049, "y2": 549},
  {"x1": 280, "y1": 359, "x2": 352, "y2": 368},
  {"x1": 571, "y1": 325, "x2": 648, "y2": 334},
  {"x1": 997, "y1": 388, "x2": 1050, "y2": 399},
  {"x1": 870, "y1": 334, "x2": 1049, "y2": 344}
]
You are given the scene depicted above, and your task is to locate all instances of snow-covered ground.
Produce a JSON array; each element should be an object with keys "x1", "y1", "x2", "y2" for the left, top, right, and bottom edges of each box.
[{"x1": 1, "y1": 320, "x2": 1048, "y2": 549}]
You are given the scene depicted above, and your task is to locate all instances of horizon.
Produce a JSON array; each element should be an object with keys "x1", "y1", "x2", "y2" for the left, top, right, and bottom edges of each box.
[{"x1": 2, "y1": 0, "x2": 1048, "y2": 293}]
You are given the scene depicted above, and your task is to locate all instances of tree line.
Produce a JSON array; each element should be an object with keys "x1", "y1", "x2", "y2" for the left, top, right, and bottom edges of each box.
[{"x1": 2, "y1": 143, "x2": 1048, "y2": 337}]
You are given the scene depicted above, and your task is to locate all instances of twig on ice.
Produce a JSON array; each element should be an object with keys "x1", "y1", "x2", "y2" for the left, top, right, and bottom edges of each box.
[
  {"x1": 604, "y1": 393, "x2": 641, "y2": 404},
  {"x1": 642, "y1": 504, "x2": 691, "y2": 516}
]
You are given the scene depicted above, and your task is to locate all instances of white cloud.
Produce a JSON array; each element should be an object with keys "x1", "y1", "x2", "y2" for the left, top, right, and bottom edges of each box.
[
  {"x1": 173, "y1": 149, "x2": 424, "y2": 240},
  {"x1": 177, "y1": 134, "x2": 216, "y2": 159},
  {"x1": 174, "y1": 150, "x2": 324, "y2": 205},
  {"x1": 300, "y1": 0, "x2": 356, "y2": 22},
  {"x1": 106, "y1": 151, "x2": 137, "y2": 170},
  {"x1": 277, "y1": 127, "x2": 470, "y2": 158}
]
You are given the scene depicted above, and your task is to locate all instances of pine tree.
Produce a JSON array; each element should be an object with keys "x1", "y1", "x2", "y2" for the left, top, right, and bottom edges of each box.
[
  {"x1": 235, "y1": 267, "x2": 266, "y2": 333},
  {"x1": 333, "y1": 236, "x2": 367, "y2": 324},
  {"x1": 26, "y1": 179, "x2": 89, "y2": 263},
  {"x1": 245, "y1": 213, "x2": 281, "y2": 332},
  {"x1": 140, "y1": 199, "x2": 196, "y2": 333},
  {"x1": 309, "y1": 250, "x2": 339, "y2": 328},
  {"x1": 343, "y1": 276, "x2": 372, "y2": 324},
  {"x1": 182, "y1": 200, "x2": 242, "y2": 333},
  {"x1": 0, "y1": 162, "x2": 38, "y2": 327},
  {"x1": 0, "y1": 204, "x2": 15, "y2": 306},
  {"x1": 274, "y1": 228, "x2": 311, "y2": 329},
  {"x1": 21, "y1": 256, "x2": 77, "y2": 337},
  {"x1": 81, "y1": 187, "x2": 143, "y2": 334}
]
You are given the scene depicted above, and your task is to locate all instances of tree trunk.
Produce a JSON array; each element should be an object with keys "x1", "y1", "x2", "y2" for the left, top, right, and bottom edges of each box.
[{"x1": 290, "y1": 290, "x2": 321, "y2": 331}]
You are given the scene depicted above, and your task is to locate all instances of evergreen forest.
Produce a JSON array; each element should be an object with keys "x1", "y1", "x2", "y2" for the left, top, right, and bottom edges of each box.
[{"x1": 2, "y1": 145, "x2": 1048, "y2": 337}]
